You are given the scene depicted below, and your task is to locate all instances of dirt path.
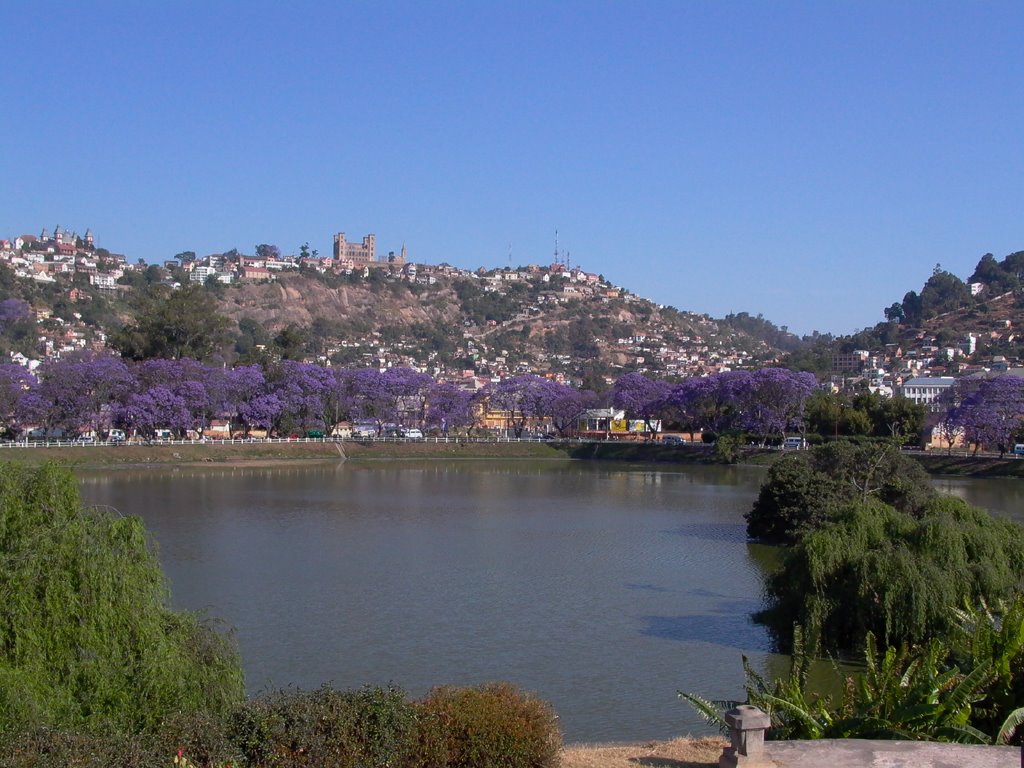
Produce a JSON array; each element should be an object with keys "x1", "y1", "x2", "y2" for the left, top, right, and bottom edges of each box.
[{"x1": 560, "y1": 737, "x2": 725, "y2": 768}]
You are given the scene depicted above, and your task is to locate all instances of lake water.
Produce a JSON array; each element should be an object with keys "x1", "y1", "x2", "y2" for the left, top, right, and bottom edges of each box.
[{"x1": 76, "y1": 460, "x2": 1022, "y2": 743}]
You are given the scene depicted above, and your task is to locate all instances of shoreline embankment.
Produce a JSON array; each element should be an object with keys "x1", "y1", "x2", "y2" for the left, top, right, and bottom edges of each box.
[{"x1": 0, "y1": 439, "x2": 1021, "y2": 478}]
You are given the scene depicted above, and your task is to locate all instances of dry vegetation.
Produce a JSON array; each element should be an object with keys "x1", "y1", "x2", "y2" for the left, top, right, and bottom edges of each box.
[{"x1": 560, "y1": 737, "x2": 726, "y2": 768}]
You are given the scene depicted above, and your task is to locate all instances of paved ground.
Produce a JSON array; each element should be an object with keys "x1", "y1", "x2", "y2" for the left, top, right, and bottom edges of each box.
[{"x1": 763, "y1": 739, "x2": 1019, "y2": 767}]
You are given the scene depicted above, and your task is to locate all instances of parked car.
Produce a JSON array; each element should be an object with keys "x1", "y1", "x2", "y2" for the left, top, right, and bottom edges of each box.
[
  {"x1": 783, "y1": 436, "x2": 807, "y2": 450},
  {"x1": 400, "y1": 428, "x2": 424, "y2": 440},
  {"x1": 107, "y1": 429, "x2": 126, "y2": 444},
  {"x1": 662, "y1": 436, "x2": 684, "y2": 445}
]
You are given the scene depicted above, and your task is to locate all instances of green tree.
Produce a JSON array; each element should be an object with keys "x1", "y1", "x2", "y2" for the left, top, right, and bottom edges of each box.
[
  {"x1": 761, "y1": 495, "x2": 1024, "y2": 653},
  {"x1": 746, "y1": 441, "x2": 935, "y2": 544},
  {"x1": 0, "y1": 463, "x2": 244, "y2": 738},
  {"x1": 111, "y1": 284, "x2": 232, "y2": 361},
  {"x1": 273, "y1": 323, "x2": 310, "y2": 360},
  {"x1": 852, "y1": 392, "x2": 925, "y2": 441}
]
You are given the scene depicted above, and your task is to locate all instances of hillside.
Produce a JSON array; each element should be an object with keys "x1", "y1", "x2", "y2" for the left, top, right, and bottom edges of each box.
[
  {"x1": 0, "y1": 234, "x2": 804, "y2": 383},
  {"x1": 215, "y1": 267, "x2": 793, "y2": 384},
  {"x1": 785, "y1": 252, "x2": 1024, "y2": 374}
]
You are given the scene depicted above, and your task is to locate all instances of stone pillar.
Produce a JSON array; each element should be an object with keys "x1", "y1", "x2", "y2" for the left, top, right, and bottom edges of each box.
[{"x1": 720, "y1": 705, "x2": 773, "y2": 768}]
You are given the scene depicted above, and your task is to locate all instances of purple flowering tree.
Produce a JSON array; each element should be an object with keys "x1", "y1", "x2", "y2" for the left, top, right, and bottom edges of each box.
[
  {"x1": 382, "y1": 367, "x2": 434, "y2": 429},
  {"x1": 547, "y1": 383, "x2": 598, "y2": 437},
  {"x1": 424, "y1": 382, "x2": 474, "y2": 435},
  {"x1": 31, "y1": 352, "x2": 136, "y2": 436},
  {"x1": 610, "y1": 373, "x2": 672, "y2": 438},
  {"x1": 349, "y1": 369, "x2": 390, "y2": 434},
  {"x1": 734, "y1": 368, "x2": 817, "y2": 446},
  {"x1": 222, "y1": 365, "x2": 267, "y2": 436},
  {"x1": 348, "y1": 367, "x2": 433, "y2": 433},
  {"x1": 114, "y1": 386, "x2": 192, "y2": 438},
  {"x1": 935, "y1": 380, "x2": 969, "y2": 454},
  {"x1": 243, "y1": 392, "x2": 286, "y2": 435},
  {"x1": 134, "y1": 358, "x2": 222, "y2": 436},
  {"x1": 0, "y1": 298, "x2": 31, "y2": 326},
  {"x1": 265, "y1": 361, "x2": 333, "y2": 435},
  {"x1": 957, "y1": 375, "x2": 1024, "y2": 457},
  {"x1": 321, "y1": 368, "x2": 359, "y2": 434},
  {"x1": 487, "y1": 375, "x2": 560, "y2": 437}
]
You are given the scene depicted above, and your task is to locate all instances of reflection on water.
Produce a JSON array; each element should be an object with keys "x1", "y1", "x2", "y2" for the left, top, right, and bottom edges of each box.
[{"x1": 75, "y1": 460, "x2": 1018, "y2": 743}]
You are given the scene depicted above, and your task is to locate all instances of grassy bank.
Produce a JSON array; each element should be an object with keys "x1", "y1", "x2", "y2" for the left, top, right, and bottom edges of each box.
[
  {"x1": 1, "y1": 439, "x2": 1022, "y2": 479},
  {"x1": 911, "y1": 451, "x2": 1024, "y2": 478},
  {"x1": 0, "y1": 439, "x2": 573, "y2": 467}
]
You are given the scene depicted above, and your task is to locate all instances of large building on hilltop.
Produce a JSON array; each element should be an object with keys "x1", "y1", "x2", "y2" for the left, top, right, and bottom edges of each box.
[{"x1": 333, "y1": 233, "x2": 376, "y2": 264}]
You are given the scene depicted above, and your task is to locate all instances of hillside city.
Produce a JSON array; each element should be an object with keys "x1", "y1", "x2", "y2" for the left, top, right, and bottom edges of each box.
[
  {"x1": 0, "y1": 225, "x2": 789, "y2": 386},
  {"x1": 3, "y1": 225, "x2": 1024, "y2": 448}
]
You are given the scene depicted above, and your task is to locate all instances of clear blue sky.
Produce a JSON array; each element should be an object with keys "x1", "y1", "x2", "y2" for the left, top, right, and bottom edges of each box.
[{"x1": 2, "y1": 1, "x2": 1022, "y2": 336}]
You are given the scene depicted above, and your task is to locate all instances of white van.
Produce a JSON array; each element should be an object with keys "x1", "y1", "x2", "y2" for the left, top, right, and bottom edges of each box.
[{"x1": 783, "y1": 437, "x2": 806, "y2": 450}]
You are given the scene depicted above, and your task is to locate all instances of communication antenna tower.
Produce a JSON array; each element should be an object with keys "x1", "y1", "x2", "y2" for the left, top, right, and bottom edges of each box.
[{"x1": 554, "y1": 229, "x2": 560, "y2": 266}]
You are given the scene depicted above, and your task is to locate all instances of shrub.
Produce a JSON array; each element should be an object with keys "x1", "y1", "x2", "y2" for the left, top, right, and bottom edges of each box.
[
  {"x1": 414, "y1": 683, "x2": 561, "y2": 768},
  {"x1": 712, "y1": 433, "x2": 742, "y2": 464},
  {"x1": 0, "y1": 728, "x2": 157, "y2": 768},
  {"x1": 228, "y1": 684, "x2": 417, "y2": 768}
]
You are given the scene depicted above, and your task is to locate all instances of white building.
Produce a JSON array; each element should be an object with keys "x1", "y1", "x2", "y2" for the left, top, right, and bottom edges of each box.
[{"x1": 899, "y1": 376, "x2": 956, "y2": 411}]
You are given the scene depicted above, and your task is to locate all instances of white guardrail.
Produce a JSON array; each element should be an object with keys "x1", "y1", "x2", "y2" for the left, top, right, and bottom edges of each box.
[{"x1": 0, "y1": 435, "x2": 599, "y2": 449}]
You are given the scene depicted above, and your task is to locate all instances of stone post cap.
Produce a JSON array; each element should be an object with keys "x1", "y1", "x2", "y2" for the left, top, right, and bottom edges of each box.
[{"x1": 724, "y1": 704, "x2": 771, "y2": 731}]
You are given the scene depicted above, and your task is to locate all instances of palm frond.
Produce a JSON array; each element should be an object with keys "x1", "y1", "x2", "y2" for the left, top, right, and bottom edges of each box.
[
  {"x1": 677, "y1": 690, "x2": 732, "y2": 733},
  {"x1": 994, "y1": 707, "x2": 1024, "y2": 745}
]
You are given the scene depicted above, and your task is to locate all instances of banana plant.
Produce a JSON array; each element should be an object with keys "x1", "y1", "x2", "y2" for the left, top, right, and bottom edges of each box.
[{"x1": 681, "y1": 626, "x2": 995, "y2": 743}]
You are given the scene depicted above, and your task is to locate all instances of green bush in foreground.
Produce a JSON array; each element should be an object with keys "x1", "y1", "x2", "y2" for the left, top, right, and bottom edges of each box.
[
  {"x1": 0, "y1": 462, "x2": 244, "y2": 738},
  {"x1": 228, "y1": 685, "x2": 417, "y2": 768},
  {"x1": 415, "y1": 683, "x2": 562, "y2": 768},
  {"x1": 0, "y1": 682, "x2": 563, "y2": 768}
]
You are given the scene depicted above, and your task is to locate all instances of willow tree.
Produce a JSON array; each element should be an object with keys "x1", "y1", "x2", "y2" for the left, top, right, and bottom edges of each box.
[
  {"x1": 0, "y1": 463, "x2": 244, "y2": 738},
  {"x1": 760, "y1": 495, "x2": 1024, "y2": 653}
]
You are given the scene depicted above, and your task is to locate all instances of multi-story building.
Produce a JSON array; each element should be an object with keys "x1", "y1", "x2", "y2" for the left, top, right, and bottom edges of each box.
[
  {"x1": 832, "y1": 349, "x2": 870, "y2": 373},
  {"x1": 899, "y1": 376, "x2": 956, "y2": 411},
  {"x1": 333, "y1": 233, "x2": 376, "y2": 265}
]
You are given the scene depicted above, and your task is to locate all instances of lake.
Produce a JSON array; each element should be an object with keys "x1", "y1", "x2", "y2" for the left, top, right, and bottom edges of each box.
[{"x1": 76, "y1": 459, "x2": 1021, "y2": 743}]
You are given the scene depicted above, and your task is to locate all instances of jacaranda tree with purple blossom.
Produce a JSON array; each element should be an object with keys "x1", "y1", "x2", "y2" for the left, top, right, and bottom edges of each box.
[
  {"x1": 424, "y1": 381, "x2": 475, "y2": 435},
  {"x1": 222, "y1": 365, "x2": 267, "y2": 436},
  {"x1": 734, "y1": 367, "x2": 817, "y2": 446},
  {"x1": 266, "y1": 360, "x2": 333, "y2": 435},
  {"x1": 381, "y1": 367, "x2": 435, "y2": 429},
  {"x1": 956, "y1": 375, "x2": 1024, "y2": 457},
  {"x1": 487, "y1": 374, "x2": 559, "y2": 437},
  {"x1": 30, "y1": 352, "x2": 136, "y2": 436},
  {"x1": 547, "y1": 382, "x2": 598, "y2": 437},
  {"x1": 662, "y1": 374, "x2": 744, "y2": 438},
  {"x1": 133, "y1": 358, "x2": 222, "y2": 437},
  {"x1": 610, "y1": 373, "x2": 672, "y2": 438},
  {"x1": 114, "y1": 385, "x2": 192, "y2": 438}
]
